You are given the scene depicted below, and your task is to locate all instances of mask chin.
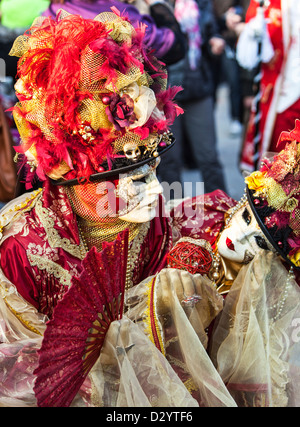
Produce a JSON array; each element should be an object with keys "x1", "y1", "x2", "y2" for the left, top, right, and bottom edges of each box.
[
  {"x1": 119, "y1": 195, "x2": 160, "y2": 223},
  {"x1": 119, "y1": 178, "x2": 163, "y2": 223},
  {"x1": 242, "y1": 249, "x2": 255, "y2": 264}
]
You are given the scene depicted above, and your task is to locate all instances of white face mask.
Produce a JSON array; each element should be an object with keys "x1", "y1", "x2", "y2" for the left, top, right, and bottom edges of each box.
[
  {"x1": 217, "y1": 203, "x2": 273, "y2": 264},
  {"x1": 118, "y1": 158, "x2": 163, "y2": 223}
]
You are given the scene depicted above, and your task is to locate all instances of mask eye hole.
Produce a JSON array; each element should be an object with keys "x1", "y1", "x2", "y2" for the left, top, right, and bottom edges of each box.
[
  {"x1": 255, "y1": 235, "x2": 269, "y2": 251},
  {"x1": 242, "y1": 207, "x2": 252, "y2": 225},
  {"x1": 137, "y1": 176, "x2": 147, "y2": 184}
]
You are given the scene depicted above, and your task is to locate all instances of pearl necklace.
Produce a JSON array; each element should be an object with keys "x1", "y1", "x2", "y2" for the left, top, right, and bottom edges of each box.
[{"x1": 270, "y1": 266, "x2": 294, "y2": 322}]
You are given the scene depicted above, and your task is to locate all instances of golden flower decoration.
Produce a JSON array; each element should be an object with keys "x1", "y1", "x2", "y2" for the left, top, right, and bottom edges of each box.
[
  {"x1": 288, "y1": 250, "x2": 300, "y2": 268},
  {"x1": 108, "y1": 19, "x2": 134, "y2": 42},
  {"x1": 245, "y1": 171, "x2": 267, "y2": 193}
]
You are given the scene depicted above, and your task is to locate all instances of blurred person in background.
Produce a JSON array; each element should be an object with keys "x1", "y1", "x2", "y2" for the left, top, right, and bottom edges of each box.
[
  {"x1": 212, "y1": 0, "x2": 250, "y2": 137},
  {"x1": 158, "y1": 0, "x2": 227, "y2": 198},
  {"x1": 44, "y1": 0, "x2": 186, "y2": 66},
  {"x1": 237, "y1": 0, "x2": 300, "y2": 172}
]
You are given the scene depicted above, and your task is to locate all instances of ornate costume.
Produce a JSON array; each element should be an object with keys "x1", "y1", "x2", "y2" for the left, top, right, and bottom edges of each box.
[
  {"x1": 0, "y1": 9, "x2": 235, "y2": 407},
  {"x1": 0, "y1": 8, "x2": 299, "y2": 408},
  {"x1": 0, "y1": 182, "x2": 238, "y2": 406}
]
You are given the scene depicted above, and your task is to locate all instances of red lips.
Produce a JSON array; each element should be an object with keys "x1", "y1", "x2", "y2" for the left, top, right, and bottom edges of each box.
[{"x1": 226, "y1": 237, "x2": 235, "y2": 251}]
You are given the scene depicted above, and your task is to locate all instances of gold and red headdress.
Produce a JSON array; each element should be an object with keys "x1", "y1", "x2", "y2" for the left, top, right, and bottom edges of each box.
[
  {"x1": 246, "y1": 120, "x2": 300, "y2": 269},
  {"x1": 11, "y1": 8, "x2": 182, "y2": 186}
]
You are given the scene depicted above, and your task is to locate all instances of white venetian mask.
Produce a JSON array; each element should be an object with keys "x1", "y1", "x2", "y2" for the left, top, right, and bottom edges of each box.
[{"x1": 217, "y1": 203, "x2": 273, "y2": 264}]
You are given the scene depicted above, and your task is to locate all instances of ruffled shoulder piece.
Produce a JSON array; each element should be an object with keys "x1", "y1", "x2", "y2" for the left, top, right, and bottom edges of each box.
[{"x1": 0, "y1": 188, "x2": 43, "y2": 243}]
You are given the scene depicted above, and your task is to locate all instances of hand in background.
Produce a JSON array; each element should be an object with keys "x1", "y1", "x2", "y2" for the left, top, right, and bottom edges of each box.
[
  {"x1": 226, "y1": 8, "x2": 243, "y2": 31},
  {"x1": 209, "y1": 37, "x2": 225, "y2": 56}
]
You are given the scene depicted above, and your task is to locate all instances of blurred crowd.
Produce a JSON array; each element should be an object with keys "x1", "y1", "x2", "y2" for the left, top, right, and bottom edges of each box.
[{"x1": 0, "y1": 0, "x2": 299, "y2": 203}]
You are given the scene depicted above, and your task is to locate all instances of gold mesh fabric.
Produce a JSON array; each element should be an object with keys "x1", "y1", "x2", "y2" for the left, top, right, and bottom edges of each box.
[
  {"x1": 113, "y1": 132, "x2": 157, "y2": 154},
  {"x1": 79, "y1": 44, "x2": 148, "y2": 95},
  {"x1": 79, "y1": 98, "x2": 111, "y2": 132},
  {"x1": 65, "y1": 180, "x2": 119, "y2": 223},
  {"x1": 264, "y1": 178, "x2": 290, "y2": 210},
  {"x1": 10, "y1": 35, "x2": 30, "y2": 58},
  {"x1": 290, "y1": 209, "x2": 300, "y2": 236},
  {"x1": 94, "y1": 11, "x2": 135, "y2": 43},
  {"x1": 10, "y1": 19, "x2": 55, "y2": 60},
  {"x1": 78, "y1": 219, "x2": 141, "y2": 252},
  {"x1": 65, "y1": 180, "x2": 142, "y2": 252}
]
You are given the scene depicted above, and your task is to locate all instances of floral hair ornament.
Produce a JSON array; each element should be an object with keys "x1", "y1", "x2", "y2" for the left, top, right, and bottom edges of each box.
[
  {"x1": 10, "y1": 8, "x2": 183, "y2": 188},
  {"x1": 245, "y1": 120, "x2": 300, "y2": 269}
]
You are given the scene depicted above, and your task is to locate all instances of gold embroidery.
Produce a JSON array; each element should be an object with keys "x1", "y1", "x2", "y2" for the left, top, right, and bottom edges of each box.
[
  {"x1": 164, "y1": 336, "x2": 179, "y2": 349},
  {"x1": 27, "y1": 253, "x2": 72, "y2": 288},
  {"x1": 78, "y1": 220, "x2": 150, "y2": 290},
  {"x1": 144, "y1": 276, "x2": 165, "y2": 356},
  {"x1": 167, "y1": 353, "x2": 190, "y2": 373},
  {"x1": 184, "y1": 378, "x2": 199, "y2": 394},
  {"x1": 167, "y1": 353, "x2": 200, "y2": 394},
  {"x1": 78, "y1": 217, "x2": 142, "y2": 250},
  {"x1": 126, "y1": 221, "x2": 150, "y2": 290},
  {"x1": 0, "y1": 189, "x2": 42, "y2": 238},
  {"x1": 35, "y1": 197, "x2": 84, "y2": 259}
]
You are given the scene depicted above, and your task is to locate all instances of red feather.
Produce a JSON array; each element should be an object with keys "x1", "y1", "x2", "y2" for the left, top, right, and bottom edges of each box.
[{"x1": 156, "y1": 86, "x2": 184, "y2": 124}]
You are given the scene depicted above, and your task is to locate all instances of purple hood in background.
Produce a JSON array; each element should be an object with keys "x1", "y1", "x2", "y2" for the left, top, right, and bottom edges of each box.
[{"x1": 42, "y1": 0, "x2": 174, "y2": 58}]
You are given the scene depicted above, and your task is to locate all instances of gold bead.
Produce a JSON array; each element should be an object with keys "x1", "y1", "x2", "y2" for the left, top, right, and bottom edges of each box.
[{"x1": 212, "y1": 272, "x2": 220, "y2": 280}]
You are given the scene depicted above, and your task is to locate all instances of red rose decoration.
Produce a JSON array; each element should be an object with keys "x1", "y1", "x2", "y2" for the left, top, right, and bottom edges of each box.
[{"x1": 105, "y1": 93, "x2": 136, "y2": 131}]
